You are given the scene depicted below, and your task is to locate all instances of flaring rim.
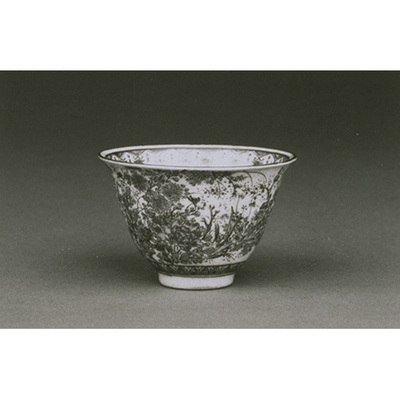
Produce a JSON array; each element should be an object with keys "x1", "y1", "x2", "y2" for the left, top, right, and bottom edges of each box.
[{"x1": 98, "y1": 144, "x2": 297, "y2": 171}]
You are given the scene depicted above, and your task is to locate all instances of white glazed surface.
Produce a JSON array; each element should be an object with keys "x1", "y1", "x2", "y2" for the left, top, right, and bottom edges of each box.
[{"x1": 158, "y1": 273, "x2": 235, "y2": 290}]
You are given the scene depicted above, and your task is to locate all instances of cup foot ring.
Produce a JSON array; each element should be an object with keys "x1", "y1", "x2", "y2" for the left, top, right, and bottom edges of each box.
[{"x1": 158, "y1": 272, "x2": 235, "y2": 290}]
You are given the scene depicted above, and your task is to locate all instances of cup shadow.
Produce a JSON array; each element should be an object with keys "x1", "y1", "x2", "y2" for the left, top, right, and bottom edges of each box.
[{"x1": 234, "y1": 247, "x2": 351, "y2": 288}]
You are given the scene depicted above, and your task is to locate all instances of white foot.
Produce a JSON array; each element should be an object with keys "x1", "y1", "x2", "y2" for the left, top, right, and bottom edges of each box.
[{"x1": 158, "y1": 273, "x2": 235, "y2": 290}]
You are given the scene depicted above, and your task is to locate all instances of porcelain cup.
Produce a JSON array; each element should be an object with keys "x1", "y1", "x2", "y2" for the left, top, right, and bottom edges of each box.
[{"x1": 99, "y1": 144, "x2": 296, "y2": 289}]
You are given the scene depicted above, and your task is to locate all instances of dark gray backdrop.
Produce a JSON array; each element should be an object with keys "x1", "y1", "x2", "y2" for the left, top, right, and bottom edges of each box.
[{"x1": 1, "y1": 71, "x2": 399, "y2": 328}]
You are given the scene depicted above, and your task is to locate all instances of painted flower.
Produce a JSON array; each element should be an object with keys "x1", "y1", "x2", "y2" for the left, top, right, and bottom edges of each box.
[
  {"x1": 129, "y1": 170, "x2": 148, "y2": 191},
  {"x1": 161, "y1": 182, "x2": 184, "y2": 202},
  {"x1": 185, "y1": 170, "x2": 214, "y2": 185},
  {"x1": 144, "y1": 190, "x2": 171, "y2": 213}
]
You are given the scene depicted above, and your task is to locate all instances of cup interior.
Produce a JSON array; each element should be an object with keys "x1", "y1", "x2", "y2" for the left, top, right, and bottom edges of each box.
[{"x1": 99, "y1": 144, "x2": 296, "y2": 170}]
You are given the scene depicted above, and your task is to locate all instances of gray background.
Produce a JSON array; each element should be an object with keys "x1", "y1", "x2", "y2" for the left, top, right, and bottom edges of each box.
[{"x1": 1, "y1": 71, "x2": 399, "y2": 328}]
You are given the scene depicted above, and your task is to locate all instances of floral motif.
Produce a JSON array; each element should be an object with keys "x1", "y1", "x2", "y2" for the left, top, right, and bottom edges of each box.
[{"x1": 108, "y1": 164, "x2": 287, "y2": 276}]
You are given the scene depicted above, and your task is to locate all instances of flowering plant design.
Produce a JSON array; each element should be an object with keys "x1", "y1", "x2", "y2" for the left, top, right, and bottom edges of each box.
[{"x1": 109, "y1": 164, "x2": 287, "y2": 275}]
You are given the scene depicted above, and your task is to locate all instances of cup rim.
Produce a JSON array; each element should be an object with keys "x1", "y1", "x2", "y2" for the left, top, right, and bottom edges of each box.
[{"x1": 98, "y1": 144, "x2": 297, "y2": 171}]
